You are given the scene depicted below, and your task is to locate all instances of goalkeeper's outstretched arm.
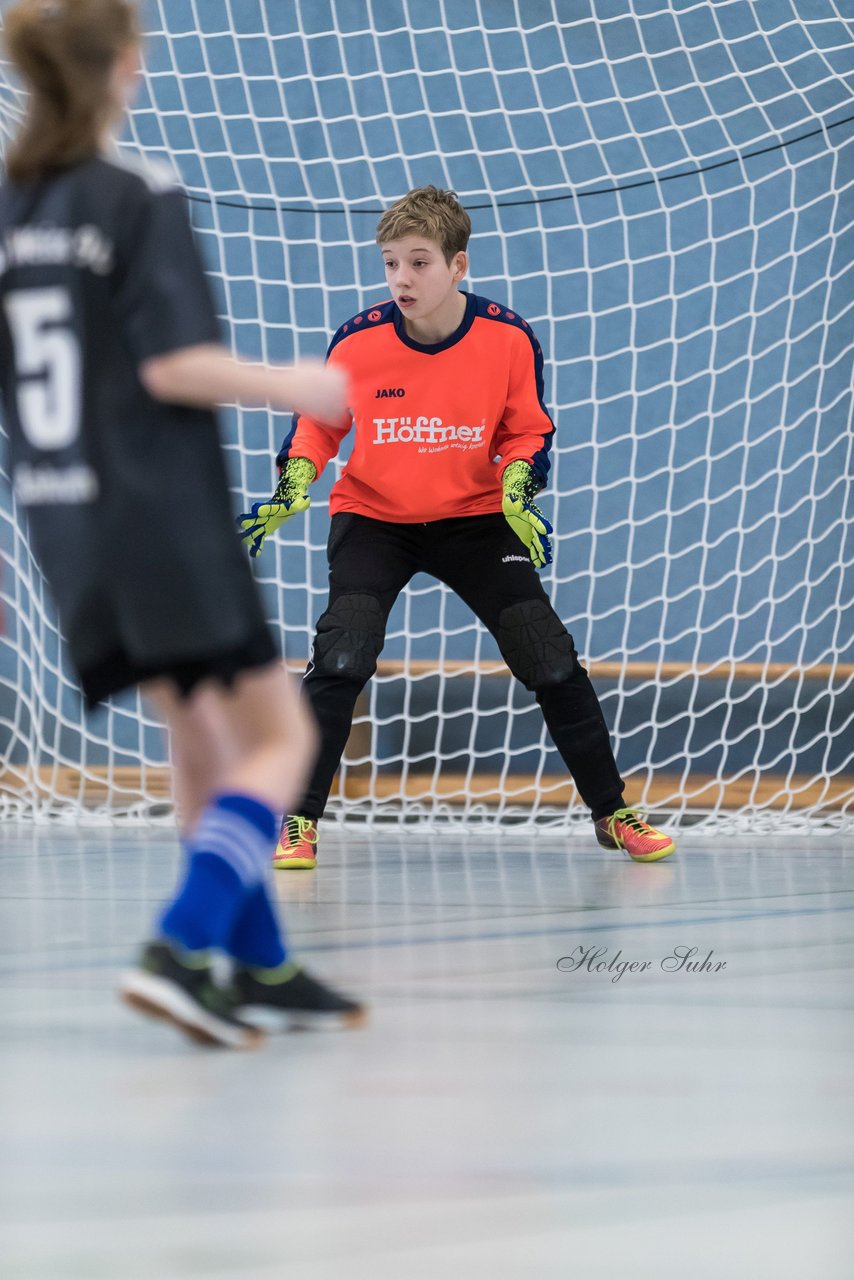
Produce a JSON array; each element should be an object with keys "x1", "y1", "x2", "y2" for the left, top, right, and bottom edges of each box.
[
  {"x1": 501, "y1": 459, "x2": 553, "y2": 569},
  {"x1": 140, "y1": 344, "x2": 348, "y2": 558},
  {"x1": 237, "y1": 457, "x2": 317, "y2": 559},
  {"x1": 237, "y1": 327, "x2": 356, "y2": 556}
]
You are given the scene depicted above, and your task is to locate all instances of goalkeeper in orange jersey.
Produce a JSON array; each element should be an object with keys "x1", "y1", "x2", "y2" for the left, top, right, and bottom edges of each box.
[{"x1": 239, "y1": 185, "x2": 675, "y2": 868}]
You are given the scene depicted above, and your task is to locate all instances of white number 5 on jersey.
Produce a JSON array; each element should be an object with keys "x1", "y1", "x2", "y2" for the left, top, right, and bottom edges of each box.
[{"x1": 3, "y1": 287, "x2": 81, "y2": 450}]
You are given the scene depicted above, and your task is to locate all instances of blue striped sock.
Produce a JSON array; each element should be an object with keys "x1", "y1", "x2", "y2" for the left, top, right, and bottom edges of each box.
[
  {"x1": 159, "y1": 793, "x2": 278, "y2": 953},
  {"x1": 227, "y1": 879, "x2": 288, "y2": 969}
]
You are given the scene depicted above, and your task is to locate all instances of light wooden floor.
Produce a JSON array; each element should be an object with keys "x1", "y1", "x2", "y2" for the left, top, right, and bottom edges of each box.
[{"x1": 1, "y1": 822, "x2": 853, "y2": 1280}]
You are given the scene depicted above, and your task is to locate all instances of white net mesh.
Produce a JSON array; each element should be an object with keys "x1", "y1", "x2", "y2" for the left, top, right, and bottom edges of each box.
[{"x1": 1, "y1": 1, "x2": 852, "y2": 827}]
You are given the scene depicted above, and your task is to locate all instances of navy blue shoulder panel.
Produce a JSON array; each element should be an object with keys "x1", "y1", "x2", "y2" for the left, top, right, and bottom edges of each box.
[
  {"x1": 473, "y1": 294, "x2": 555, "y2": 488},
  {"x1": 276, "y1": 415, "x2": 302, "y2": 468},
  {"x1": 327, "y1": 298, "x2": 396, "y2": 358},
  {"x1": 277, "y1": 299, "x2": 395, "y2": 467}
]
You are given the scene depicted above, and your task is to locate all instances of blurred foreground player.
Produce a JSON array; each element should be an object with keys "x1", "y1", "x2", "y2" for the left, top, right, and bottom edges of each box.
[
  {"x1": 239, "y1": 186, "x2": 676, "y2": 869},
  {"x1": 0, "y1": 0, "x2": 364, "y2": 1046}
]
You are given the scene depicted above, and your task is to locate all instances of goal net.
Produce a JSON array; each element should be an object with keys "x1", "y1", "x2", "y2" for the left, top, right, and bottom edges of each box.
[{"x1": 1, "y1": 2, "x2": 852, "y2": 828}]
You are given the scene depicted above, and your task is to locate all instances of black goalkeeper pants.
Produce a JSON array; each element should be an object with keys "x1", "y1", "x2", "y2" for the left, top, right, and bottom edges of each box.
[{"x1": 297, "y1": 512, "x2": 625, "y2": 821}]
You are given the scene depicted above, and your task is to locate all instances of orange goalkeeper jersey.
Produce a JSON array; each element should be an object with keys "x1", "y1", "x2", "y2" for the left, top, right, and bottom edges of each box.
[{"x1": 276, "y1": 291, "x2": 555, "y2": 522}]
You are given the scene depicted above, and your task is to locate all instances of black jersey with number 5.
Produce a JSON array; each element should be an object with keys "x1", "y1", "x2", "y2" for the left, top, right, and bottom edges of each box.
[{"x1": 0, "y1": 151, "x2": 269, "y2": 676}]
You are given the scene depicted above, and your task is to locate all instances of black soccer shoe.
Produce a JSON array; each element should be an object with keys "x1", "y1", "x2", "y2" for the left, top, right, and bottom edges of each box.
[
  {"x1": 233, "y1": 960, "x2": 366, "y2": 1029},
  {"x1": 120, "y1": 941, "x2": 265, "y2": 1050}
]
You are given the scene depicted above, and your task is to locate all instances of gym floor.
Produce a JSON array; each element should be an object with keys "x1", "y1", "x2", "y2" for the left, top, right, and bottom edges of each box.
[{"x1": 1, "y1": 822, "x2": 852, "y2": 1279}]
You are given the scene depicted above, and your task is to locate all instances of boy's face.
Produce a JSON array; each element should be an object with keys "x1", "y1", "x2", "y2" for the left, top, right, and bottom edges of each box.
[{"x1": 381, "y1": 235, "x2": 467, "y2": 332}]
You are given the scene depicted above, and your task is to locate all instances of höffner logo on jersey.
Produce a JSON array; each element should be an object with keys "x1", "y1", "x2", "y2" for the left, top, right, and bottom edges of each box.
[{"x1": 372, "y1": 416, "x2": 486, "y2": 446}]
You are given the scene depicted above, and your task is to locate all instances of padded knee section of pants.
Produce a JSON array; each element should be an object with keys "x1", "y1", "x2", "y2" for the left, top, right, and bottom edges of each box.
[
  {"x1": 498, "y1": 599, "x2": 578, "y2": 690},
  {"x1": 312, "y1": 593, "x2": 385, "y2": 683}
]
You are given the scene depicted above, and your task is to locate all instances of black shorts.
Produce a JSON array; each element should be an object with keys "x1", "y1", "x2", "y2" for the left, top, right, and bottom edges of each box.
[{"x1": 78, "y1": 625, "x2": 278, "y2": 708}]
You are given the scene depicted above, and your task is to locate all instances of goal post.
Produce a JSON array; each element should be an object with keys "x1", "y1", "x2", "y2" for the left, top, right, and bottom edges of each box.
[{"x1": 1, "y1": 2, "x2": 852, "y2": 827}]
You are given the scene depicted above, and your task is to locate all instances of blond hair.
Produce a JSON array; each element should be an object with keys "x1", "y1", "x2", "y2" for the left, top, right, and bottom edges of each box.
[
  {"x1": 3, "y1": 0, "x2": 139, "y2": 184},
  {"x1": 376, "y1": 186, "x2": 471, "y2": 262}
]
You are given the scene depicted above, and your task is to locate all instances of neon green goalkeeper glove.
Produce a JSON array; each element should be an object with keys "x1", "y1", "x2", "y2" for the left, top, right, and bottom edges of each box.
[
  {"x1": 501, "y1": 459, "x2": 553, "y2": 569},
  {"x1": 237, "y1": 457, "x2": 317, "y2": 558}
]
